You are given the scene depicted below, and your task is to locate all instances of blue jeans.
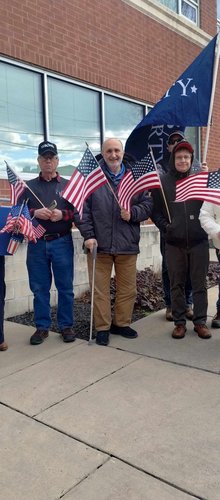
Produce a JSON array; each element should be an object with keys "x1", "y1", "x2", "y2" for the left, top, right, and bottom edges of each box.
[
  {"x1": 0, "y1": 256, "x2": 5, "y2": 344},
  {"x1": 27, "y1": 234, "x2": 74, "y2": 331},
  {"x1": 216, "y1": 249, "x2": 220, "y2": 310},
  {"x1": 160, "y1": 233, "x2": 193, "y2": 308}
]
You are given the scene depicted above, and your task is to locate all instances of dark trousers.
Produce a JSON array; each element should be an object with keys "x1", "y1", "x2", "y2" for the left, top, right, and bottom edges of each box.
[
  {"x1": 160, "y1": 234, "x2": 192, "y2": 308},
  {"x1": 0, "y1": 256, "x2": 5, "y2": 344},
  {"x1": 166, "y1": 241, "x2": 209, "y2": 325},
  {"x1": 216, "y1": 249, "x2": 220, "y2": 310}
]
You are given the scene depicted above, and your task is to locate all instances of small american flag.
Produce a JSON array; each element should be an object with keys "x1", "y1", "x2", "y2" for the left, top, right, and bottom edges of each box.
[
  {"x1": 118, "y1": 151, "x2": 160, "y2": 211},
  {"x1": 31, "y1": 218, "x2": 46, "y2": 239},
  {"x1": 62, "y1": 147, "x2": 107, "y2": 218},
  {"x1": 6, "y1": 162, "x2": 26, "y2": 205},
  {"x1": 0, "y1": 203, "x2": 37, "y2": 243},
  {"x1": 175, "y1": 171, "x2": 220, "y2": 205},
  {"x1": 7, "y1": 234, "x2": 24, "y2": 255}
]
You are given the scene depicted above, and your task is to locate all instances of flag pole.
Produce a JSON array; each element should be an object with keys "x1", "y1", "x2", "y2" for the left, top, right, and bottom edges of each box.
[
  {"x1": 149, "y1": 148, "x2": 171, "y2": 223},
  {"x1": 88, "y1": 242, "x2": 97, "y2": 345},
  {"x1": 85, "y1": 143, "x2": 121, "y2": 208},
  {"x1": 5, "y1": 161, "x2": 45, "y2": 208},
  {"x1": 203, "y1": 32, "x2": 220, "y2": 162}
]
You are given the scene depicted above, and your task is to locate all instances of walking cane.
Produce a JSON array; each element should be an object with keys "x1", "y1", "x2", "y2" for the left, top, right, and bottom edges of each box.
[{"x1": 88, "y1": 242, "x2": 97, "y2": 345}]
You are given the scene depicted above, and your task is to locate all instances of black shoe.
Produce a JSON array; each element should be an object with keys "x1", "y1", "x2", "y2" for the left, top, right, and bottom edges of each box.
[
  {"x1": 30, "y1": 329, "x2": 49, "y2": 345},
  {"x1": 111, "y1": 324, "x2": 138, "y2": 338},
  {"x1": 96, "y1": 330, "x2": 110, "y2": 346},
  {"x1": 61, "y1": 327, "x2": 76, "y2": 343},
  {"x1": 211, "y1": 311, "x2": 220, "y2": 328}
]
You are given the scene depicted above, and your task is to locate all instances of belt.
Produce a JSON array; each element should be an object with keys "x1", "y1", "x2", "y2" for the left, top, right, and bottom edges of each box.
[{"x1": 42, "y1": 231, "x2": 70, "y2": 241}]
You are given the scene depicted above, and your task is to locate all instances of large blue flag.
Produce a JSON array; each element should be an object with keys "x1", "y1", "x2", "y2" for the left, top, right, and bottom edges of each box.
[{"x1": 125, "y1": 35, "x2": 218, "y2": 161}]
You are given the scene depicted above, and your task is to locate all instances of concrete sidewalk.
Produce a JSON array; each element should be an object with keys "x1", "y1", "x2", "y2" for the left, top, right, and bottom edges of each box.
[{"x1": 1, "y1": 287, "x2": 220, "y2": 500}]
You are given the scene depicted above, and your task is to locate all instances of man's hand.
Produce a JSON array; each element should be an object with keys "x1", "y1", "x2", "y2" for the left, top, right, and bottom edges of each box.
[
  {"x1": 50, "y1": 209, "x2": 63, "y2": 222},
  {"x1": 121, "y1": 208, "x2": 131, "y2": 222},
  {"x1": 84, "y1": 238, "x2": 97, "y2": 252},
  {"x1": 201, "y1": 162, "x2": 208, "y2": 172},
  {"x1": 34, "y1": 208, "x2": 52, "y2": 220}
]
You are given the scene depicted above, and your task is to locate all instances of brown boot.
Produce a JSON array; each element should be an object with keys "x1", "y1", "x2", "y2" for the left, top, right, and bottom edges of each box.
[
  {"x1": 194, "y1": 324, "x2": 212, "y2": 339},
  {"x1": 172, "y1": 325, "x2": 186, "y2": 339}
]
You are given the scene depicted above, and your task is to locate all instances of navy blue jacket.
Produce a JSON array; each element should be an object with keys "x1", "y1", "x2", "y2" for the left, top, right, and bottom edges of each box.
[
  {"x1": 152, "y1": 154, "x2": 208, "y2": 249},
  {"x1": 80, "y1": 159, "x2": 153, "y2": 254}
]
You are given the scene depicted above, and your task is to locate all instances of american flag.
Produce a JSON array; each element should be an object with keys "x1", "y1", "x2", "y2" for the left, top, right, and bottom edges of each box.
[
  {"x1": 175, "y1": 171, "x2": 220, "y2": 205},
  {"x1": 7, "y1": 234, "x2": 24, "y2": 255},
  {"x1": 0, "y1": 203, "x2": 37, "y2": 243},
  {"x1": 118, "y1": 152, "x2": 160, "y2": 211},
  {"x1": 31, "y1": 218, "x2": 46, "y2": 239},
  {"x1": 6, "y1": 162, "x2": 26, "y2": 205},
  {"x1": 62, "y1": 147, "x2": 107, "y2": 218}
]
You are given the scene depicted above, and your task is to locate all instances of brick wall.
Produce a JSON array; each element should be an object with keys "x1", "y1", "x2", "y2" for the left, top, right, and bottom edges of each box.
[
  {"x1": 0, "y1": 180, "x2": 10, "y2": 203},
  {"x1": 0, "y1": 0, "x2": 219, "y2": 168},
  {"x1": 0, "y1": 0, "x2": 216, "y2": 101}
]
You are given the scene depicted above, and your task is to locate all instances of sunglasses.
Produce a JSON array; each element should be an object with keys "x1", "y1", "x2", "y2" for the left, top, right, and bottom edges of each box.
[{"x1": 168, "y1": 137, "x2": 183, "y2": 145}]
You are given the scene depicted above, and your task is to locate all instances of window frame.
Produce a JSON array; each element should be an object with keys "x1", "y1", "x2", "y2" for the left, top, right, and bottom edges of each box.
[{"x1": 156, "y1": 0, "x2": 199, "y2": 25}]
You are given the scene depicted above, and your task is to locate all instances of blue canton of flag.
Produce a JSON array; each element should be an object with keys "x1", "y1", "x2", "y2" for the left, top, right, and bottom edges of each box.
[
  {"x1": 78, "y1": 148, "x2": 98, "y2": 175},
  {"x1": 125, "y1": 35, "x2": 218, "y2": 161},
  {"x1": 118, "y1": 152, "x2": 160, "y2": 211},
  {"x1": 132, "y1": 155, "x2": 158, "y2": 181},
  {"x1": 207, "y1": 171, "x2": 220, "y2": 189}
]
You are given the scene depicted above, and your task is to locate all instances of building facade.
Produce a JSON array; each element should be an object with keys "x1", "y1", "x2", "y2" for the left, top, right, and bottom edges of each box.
[{"x1": 0, "y1": 0, "x2": 219, "y2": 199}]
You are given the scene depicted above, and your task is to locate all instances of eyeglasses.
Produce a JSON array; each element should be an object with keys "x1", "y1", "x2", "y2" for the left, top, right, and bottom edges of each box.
[
  {"x1": 175, "y1": 154, "x2": 191, "y2": 161},
  {"x1": 168, "y1": 137, "x2": 182, "y2": 145}
]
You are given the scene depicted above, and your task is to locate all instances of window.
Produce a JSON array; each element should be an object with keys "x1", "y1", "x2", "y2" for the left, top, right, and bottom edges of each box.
[
  {"x1": 104, "y1": 95, "x2": 144, "y2": 147},
  {"x1": 48, "y1": 78, "x2": 101, "y2": 172},
  {"x1": 0, "y1": 64, "x2": 44, "y2": 174},
  {"x1": 0, "y1": 60, "x2": 199, "y2": 179},
  {"x1": 156, "y1": 0, "x2": 198, "y2": 24}
]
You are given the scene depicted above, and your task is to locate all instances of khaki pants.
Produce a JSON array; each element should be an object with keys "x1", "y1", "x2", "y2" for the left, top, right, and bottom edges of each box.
[{"x1": 87, "y1": 253, "x2": 137, "y2": 331}]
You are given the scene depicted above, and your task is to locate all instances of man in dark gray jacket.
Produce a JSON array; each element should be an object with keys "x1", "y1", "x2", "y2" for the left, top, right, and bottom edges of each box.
[{"x1": 80, "y1": 138, "x2": 152, "y2": 346}]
